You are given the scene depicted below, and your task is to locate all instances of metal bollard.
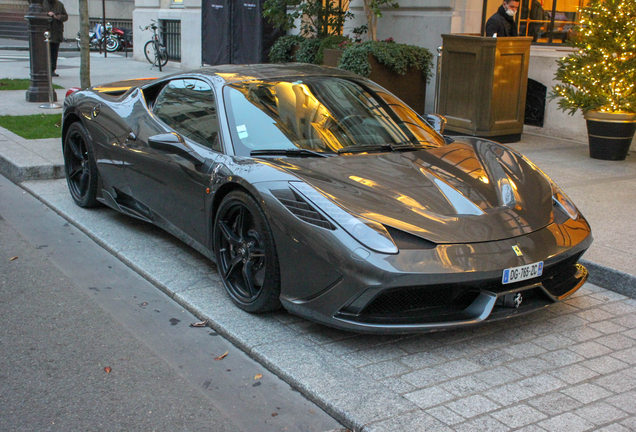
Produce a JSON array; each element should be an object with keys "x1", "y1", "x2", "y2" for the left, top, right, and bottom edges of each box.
[
  {"x1": 434, "y1": 46, "x2": 442, "y2": 114},
  {"x1": 39, "y1": 31, "x2": 63, "y2": 109}
]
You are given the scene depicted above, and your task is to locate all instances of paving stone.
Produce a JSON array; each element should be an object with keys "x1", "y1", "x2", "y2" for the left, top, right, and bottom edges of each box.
[
  {"x1": 565, "y1": 296, "x2": 605, "y2": 310},
  {"x1": 484, "y1": 383, "x2": 536, "y2": 406},
  {"x1": 404, "y1": 386, "x2": 455, "y2": 409},
  {"x1": 610, "y1": 346, "x2": 636, "y2": 365},
  {"x1": 474, "y1": 366, "x2": 523, "y2": 387},
  {"x1": 595, "y1": 371, "x2": 636, "y2": 393},
  {"x1": 400, "y1": 351, "x2": 445, "y2": 369},
  {"x1": 502, "y1": 342, "x2": 547, "y2": 359},
  {"x1": 360, "y1": 360, "x2": 411, "y2": 380},
  {"x1": 453, "y1": 415, "x2": 510, "y2": 432},
  {"x1": 624, "y1": 328, "x2": 636, "y2": 340},
  {"x1": 596, "y1": 334, "x2": 635, "y2": 350},
  {"x1": 519, "y1": 374, "x2": 567, "y2": 395},
  {"x1": 341, "y1": 352, "x2": 374, "y2": 368},
  {"x1": 378, "y1": 377, "x2": 416, "y2": 395},
  {"x1": 559, "y1": 326, "x2": 604, "y2": 342},
  {"x1": 490, "y1": 404, "x2": 548, "y2": 428},
  {"x1": 596, "y1": 424, "x2": 632, "y2": 432},
  {"x1": 365, "y1": 410, "x2": 453, "y2": 432},
  {"x1": 425, "y1": 406, "x2": 465, "y2": 426},
  {"x1": 539, "y1": 349, "x2": 585, "y2": 368},
  {"x1": 575, "y1": 308, "x2": 617, "y2": 322},
  {"x1": 537, "y1": 412, "x2": 595, "y2": 432},
  {"x1": 583, "y1": 356, "x2": 630, "y2": 375},
  {"x1": 561, "y1": 383, "x2": 613, "y2": 404},
  {"x1": 532, "y1": 334, "x2": 575, "y2": 351},
  {"x1": 589, "y1": 321, "x2": 627, "y2": 334},
  {"x1": 548, "y1": 302, "x2": 579, "y2": 315},
  {"x1": 574, "y1": 402, "x2": 629, "y2": 425},
  {"x1": 430, "y1": 343, "x2": 484, "y2": 360},
  {"x1": 440, "y1": 376, "x2": 492, "y2": 397},
  {"x1": 500, "y1": 326, "x2": 539, "y2": 343},
  {"x1": 514, "y1": 426, "x2": 548, "y2": 432},
  {"x1": 509, "y1": 357, "x2": 553, "y2": 377},
  {"x1": 569, "y1": 341, "x2": 614, "y2": 358},
  {"x1": 402, "y1": 367, "x2": 450, "y2": 388},
  {"x1": 547, "y1": 364, "x2": 600, "y2": 384},
  {"x1": 620, "y1": 417, "x2": 636, "y2": 430},
  {"x1": 612, "y1": 315, "x2": 636, "y2": 329},
  {"x1": 433, "y1": 358, "x2": 483, "y2": 379},
  {"x1": 470, "y1": 349, "x2": 515, "y2": 367},
  {"x1": 547, "y1": 314, "x2": 590, "y2": 330},
  {"x1": 590, "y1": 291, "x2": 629, "y2": 302},
  {"x1": 606, "y1": 392, "x2": 636, "y2": 414},
  {"x1": 528, "y1": 392, "x2": 583, "y2": 416},
  {"x1": 600, "y1": 302, "x2": 636, "y2": 315},
  {"x1": 446, "y1": 395, "x2": 500, "y2": 418},
  {"x1": 396, "y1": 336, "x2": 441, "y2": 354},
  {"x1": 358, "y1": 345, "x2": 410, "y2": 364}
]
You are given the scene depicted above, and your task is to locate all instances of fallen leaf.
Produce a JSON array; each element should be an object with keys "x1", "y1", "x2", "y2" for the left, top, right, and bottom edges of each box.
[
  {"x1": 54, "y1": 121, "x2": 61, "y2": 128},
  {"x1": 254, "y1": 374, "x2": 262, "y2": 380},
  {"x1": 104, "y1": 366, "x2": 111, "y2": 373},
  {"x1": 271, "y1": 413, "x2": 278, "y2": 417},
  {"x1": 9, "y1": 257, "x2": 18, "y2": 261},
  {"x1": 190, "y1": 320, "x2": 207, "y2": 328},
  {"x1": 214, "y1": 351, "x2": 228, "y2": 361}
]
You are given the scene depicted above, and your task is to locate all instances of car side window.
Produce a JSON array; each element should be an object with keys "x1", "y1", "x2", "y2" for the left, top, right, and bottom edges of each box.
[{"x1": 153, "y1": 78, "x2": 222, "y2": 152}]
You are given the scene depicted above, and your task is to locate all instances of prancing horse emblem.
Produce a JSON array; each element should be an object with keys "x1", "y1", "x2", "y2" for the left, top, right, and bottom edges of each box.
[
  {"x1": 513, "y1": 293, "x2": 523, "y2": 308},
  {"x1": 512, "y1": 245, "x2": 523, "y2": 257}
]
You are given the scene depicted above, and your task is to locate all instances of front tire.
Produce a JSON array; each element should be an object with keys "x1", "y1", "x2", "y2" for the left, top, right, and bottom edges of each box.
[
  {"x1": 106, "y1": 35, "x2": 119, "y2": 52},
  {"x1": 214, "y1": 191, "x2": 281, "y2": 313},
  {"x1": 144, "y1": 40, "x2": 155, "y2": 64},
  {"x1": 63, "y1": 122, "x2": 99, "y2": 208}
]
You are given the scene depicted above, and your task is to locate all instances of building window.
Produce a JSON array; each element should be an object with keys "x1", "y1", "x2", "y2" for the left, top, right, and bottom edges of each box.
[
  {"x1": 161, "y1": 20, "x2": 181, "y2": 62},
  {"x1": 483, "y1": 0, "x2": 590, "y2": 44}
]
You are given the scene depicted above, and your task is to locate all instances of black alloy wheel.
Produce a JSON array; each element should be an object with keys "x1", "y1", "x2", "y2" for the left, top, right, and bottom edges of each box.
[
  {"x1": 63, "y1": 122, "x2": 99, "y2": 208},
  {"x1": 214, "y1": 191, "x2": 281, "y2": 313}
]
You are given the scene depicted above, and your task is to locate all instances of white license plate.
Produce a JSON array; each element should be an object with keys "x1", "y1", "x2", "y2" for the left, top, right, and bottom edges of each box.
[{"x1": 502, "y1": 261, "x2": 543, "y2": 284}]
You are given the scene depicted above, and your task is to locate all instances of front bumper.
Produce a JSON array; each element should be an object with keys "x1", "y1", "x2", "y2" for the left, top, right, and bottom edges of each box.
[{"x1": 277, "y1": 215, "x2": 592, "y2": 334}]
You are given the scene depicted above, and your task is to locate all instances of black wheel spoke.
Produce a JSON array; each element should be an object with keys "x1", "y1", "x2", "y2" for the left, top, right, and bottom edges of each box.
[
  {"x1": 69, "y1": 135, "x2": 83, "y2": 160},
  {"x1": 218, "y1": 220, "x2": 242, "y2": 247},
  {"x1": 234, "y1": 206, "x2": 245, "y2": 238},
  {"x1": 68, "y1": 166, "x2": 83, "y2": 180},
  {"x1": 223, "y1": 255, "x2": 243, "y2": 280},
  {"x1": 242, "y1": 260, "x2": 257, "y2": 297},
  {"x1": 78, "y1": 171, "x2": 89, "y2": 195}
]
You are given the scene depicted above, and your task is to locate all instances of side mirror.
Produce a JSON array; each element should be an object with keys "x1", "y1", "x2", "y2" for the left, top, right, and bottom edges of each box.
[
  {"x1": 148, "y1": 132, "x2": 204, "y2": 165},
  {"x1": 426, "y1": 114, "x2": 447, "y2": 135}
]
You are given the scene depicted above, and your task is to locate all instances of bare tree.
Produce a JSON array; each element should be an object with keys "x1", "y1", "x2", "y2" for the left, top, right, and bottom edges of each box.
[
  {"x1": 78, "y1": 0, "x2": 90, "y2": 88},
  {"x1": 362, "y1": 0, "x2": 399, "y2": 41}
]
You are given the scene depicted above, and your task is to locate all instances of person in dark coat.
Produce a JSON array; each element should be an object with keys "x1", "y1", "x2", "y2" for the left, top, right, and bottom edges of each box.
[
  {"x1": 485, "y1": 0, "x2": 519, "y2": 37},
  {"x1": 43, "y1": 0, "x2": 68, "y2": 77}
]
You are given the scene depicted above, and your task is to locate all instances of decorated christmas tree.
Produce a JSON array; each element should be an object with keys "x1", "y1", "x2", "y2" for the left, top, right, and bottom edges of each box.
[{"x1": 551, "y1": 0, "x2": 636, "y2": 115}]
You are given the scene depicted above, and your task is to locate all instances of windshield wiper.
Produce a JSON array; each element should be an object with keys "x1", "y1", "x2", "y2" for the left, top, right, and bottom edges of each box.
[
  {"x1": 250, "y1": 149, "x2": 330, "y2": 158},
  {"x1": 337, "y1": 144, "x2": 394, "y2": 154},
  {"x1": 391, "y1": 141, "x2": 439, "y2": 151}
]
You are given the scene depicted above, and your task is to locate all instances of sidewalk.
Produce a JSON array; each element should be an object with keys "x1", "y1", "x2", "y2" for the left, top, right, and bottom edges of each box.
[{"x1": 2, "y1": 43, "x2": 636, "y2": 431}]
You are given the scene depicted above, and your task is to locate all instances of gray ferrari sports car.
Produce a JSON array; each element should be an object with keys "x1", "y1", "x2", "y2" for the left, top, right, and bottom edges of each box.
[{"x1": 62, "y1": 64, "x2": 592, "y2": 334}]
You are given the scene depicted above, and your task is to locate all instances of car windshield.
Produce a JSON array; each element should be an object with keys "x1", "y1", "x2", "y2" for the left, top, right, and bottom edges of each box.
[{"x1": 223, "y1": 76, "x2": 444, "y2": 156}]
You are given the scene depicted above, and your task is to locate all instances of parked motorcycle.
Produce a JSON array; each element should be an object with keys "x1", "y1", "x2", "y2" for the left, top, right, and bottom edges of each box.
[{"x1": 76, "y1": 22, "x2": 126, "y2": 52}]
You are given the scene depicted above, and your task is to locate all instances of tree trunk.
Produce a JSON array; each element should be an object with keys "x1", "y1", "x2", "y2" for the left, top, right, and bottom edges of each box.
[
  {"x1": 363, "y1": 0, "x2": 377, "y2": 41},
  {"x1": 78, "y1": 0, "x2": 90, "y2": 88}
]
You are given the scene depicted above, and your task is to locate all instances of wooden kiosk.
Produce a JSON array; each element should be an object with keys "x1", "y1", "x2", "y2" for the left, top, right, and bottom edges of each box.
[{"x1": 437, "y1": 35, "x2": 533, "y2": 142}]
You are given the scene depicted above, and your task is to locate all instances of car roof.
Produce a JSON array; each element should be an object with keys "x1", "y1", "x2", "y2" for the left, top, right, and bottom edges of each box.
[{"x1": 187, "y1": 63, "x2": 360, "y2": 84}]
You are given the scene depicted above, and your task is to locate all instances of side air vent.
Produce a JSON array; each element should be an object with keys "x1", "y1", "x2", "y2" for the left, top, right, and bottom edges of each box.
[
  {"x1": 385, "y1": 226, "x2": 437, "y2": 250},
  {"x1": 273, "y1": 189, "x2": 335, "y2": 230}
]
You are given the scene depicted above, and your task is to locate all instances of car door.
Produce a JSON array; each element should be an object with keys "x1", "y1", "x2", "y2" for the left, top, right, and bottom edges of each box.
[{"x1": 124, "y1": 77, "x2": 224, "y2": 244}]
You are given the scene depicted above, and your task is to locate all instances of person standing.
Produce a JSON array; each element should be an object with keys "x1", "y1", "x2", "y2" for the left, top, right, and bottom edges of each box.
[
  {"x1": 43, "y1": 0, "x2": 68, "y2": 77},
  {"x1": 485, "y1": 0, "x2": 519, "y2": 37}
]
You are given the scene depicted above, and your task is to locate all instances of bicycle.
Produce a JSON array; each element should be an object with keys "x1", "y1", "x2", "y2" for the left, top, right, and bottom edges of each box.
[{"x1": 140, "y1": 20, "x2": 168, "y2": 71}]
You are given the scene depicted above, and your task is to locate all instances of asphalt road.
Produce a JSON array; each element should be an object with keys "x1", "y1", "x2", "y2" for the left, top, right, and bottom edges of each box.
[{"x1": 0, "y1": 174, "x2": 343, "y2": 432}]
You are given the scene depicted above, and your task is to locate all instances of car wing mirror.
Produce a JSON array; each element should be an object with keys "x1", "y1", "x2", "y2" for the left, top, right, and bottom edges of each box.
[
  {"x1": 426, "y1": 114, "x2": 447, "y2": 135},
  {"x1": 148, "y1": 132, "x2": 205, "y2": 165}
]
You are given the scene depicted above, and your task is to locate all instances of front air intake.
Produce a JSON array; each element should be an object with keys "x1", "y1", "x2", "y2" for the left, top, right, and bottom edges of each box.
[{"x1": 273, "y1": 189, "x2": 335, "y2": 230}]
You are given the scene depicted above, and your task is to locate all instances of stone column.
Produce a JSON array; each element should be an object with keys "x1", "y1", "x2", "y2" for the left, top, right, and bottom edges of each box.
[{"x1": 25, "y1": 0, "x2": 55, "y2": 102}]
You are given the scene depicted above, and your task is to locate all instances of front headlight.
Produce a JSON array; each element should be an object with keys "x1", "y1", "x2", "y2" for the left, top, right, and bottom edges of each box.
[
  {"x1": 290, "y1": 182, "x2": 399, "y2": 254},
  {"x1": 550, "y1": 180, "x2": 578, "y2": 220}
]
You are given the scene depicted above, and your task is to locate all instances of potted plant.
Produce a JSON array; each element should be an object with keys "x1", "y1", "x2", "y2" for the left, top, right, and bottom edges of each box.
[
  {"x1": 334, "y1": 39, "x2": 433, "y2": 115},
  {"x1": 551, "y1": 0, "x2": 636, "y2": 160}
]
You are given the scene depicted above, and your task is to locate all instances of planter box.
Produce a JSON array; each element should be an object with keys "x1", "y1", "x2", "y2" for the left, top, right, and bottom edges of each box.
[{"x1": 322, "y1": 49, "x2": 427, "y2": 115}]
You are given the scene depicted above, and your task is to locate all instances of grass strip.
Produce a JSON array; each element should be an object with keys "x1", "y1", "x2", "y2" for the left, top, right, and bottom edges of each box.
[
  {"x1": 0, "y1": 114, "x2": 62, "y2": 139},
  {"x1": 0, "y1": 78, "x2": 63, "y2": 91}
]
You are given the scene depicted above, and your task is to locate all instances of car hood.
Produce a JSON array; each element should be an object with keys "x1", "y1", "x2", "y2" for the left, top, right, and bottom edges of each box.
[{"x1": 270, "y1": 139, "x2": 554, "y2": 244}]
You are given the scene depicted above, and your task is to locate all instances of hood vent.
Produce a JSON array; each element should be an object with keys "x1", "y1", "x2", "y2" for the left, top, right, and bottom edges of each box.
[{"x1": 273, "y1": 189, "x2": 335, "y2": 230}]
